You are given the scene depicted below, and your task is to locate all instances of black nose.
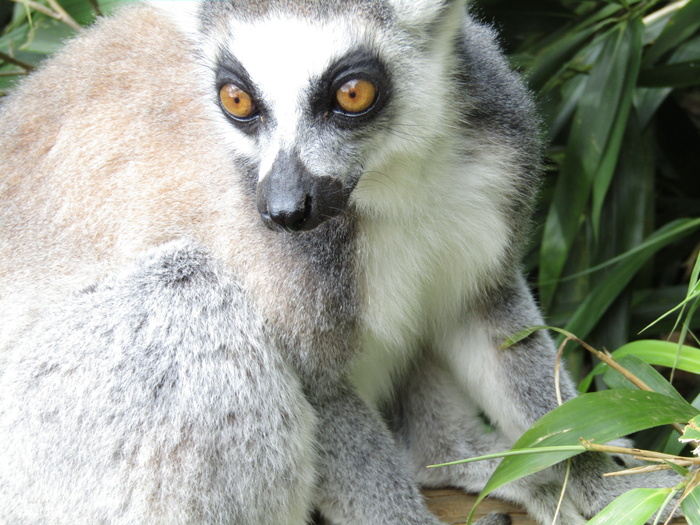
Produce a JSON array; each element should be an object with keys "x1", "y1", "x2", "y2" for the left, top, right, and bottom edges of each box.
[
  {"x1": 262, "y1": 194, "x2": 312, "y2": 231},
  {"x1": 256, "y1": 151, "x2": 350, "y2": 233}
]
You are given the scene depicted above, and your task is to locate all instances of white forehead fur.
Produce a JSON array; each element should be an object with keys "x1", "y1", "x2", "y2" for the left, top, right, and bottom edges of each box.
[
  {"x1": 151, "y1": 1, "x2": 469, "y2": 200},
  {"x1": 224, "y1": 15, "x2": 366, "y2": 179}
]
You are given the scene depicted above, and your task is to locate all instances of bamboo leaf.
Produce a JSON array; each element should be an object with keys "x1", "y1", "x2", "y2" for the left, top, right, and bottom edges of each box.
[
  {"x1": 644, "y1": 0, "x2": 700, "y2": 66},
  {"x1": 579, "y1": 340, "x2": 700, "y2": 392},
  {"x1": 469, "y1": 390, "x2": 698, "y2": 517},
  {"x1": 634, "y1": 87, "x2": 673, "y2": 129},
  {"x1": 525, "y1": 4, "x2": 621, "y2": 91},
  {"x1": 560, "y1": 218, "x2": 700, "y2": 343},
  {"x1": 639, "y1": 59, "x2": 700, "y2": 88},
  {"x1": 679, "y1": 415, "x2": 700, "y2": 448},
  {"x1": 602, "y1": 354, "x2": 688, "y2": 402},
  {"x1": 586, "y1": 488, "x2": 673, "y2": 525},
  {"x1": 591, "y1": 15, "x2": 644, "y2": 236},
  {"x1": 664, "y1": 460, "x2": 690, "y2": 477},
  {"x1": 682, "y1": 484, "x2": 700, "y2": 525},
  {"x1": 428, "y1": 445, "x2": 586, "y2": 468},
  {"x1": 539, "y1": 21, "x2": 646, "y2": 309},
  {"x1": 500, "y1": 325, "x2": 548, "y2": 349}
]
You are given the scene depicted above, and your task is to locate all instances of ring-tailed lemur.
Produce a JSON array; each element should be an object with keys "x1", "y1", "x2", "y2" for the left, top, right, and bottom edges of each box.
[{"x1": 0, "y1": 1, "x2": 682, "y2": 524}]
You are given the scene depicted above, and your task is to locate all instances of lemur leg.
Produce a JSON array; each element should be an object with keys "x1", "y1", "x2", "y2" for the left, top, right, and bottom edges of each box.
[
  {"x1": 394, "y1": 355, "x2": 586, "y2": 525},
  {"x1": 0, "y1": 241, "x2": 316, "y2": 525},
  {"x1": 441, "y1": 277, "x2": 579, "y2": 441},
  {"x1": 311, "y1": 385, "x2": 511, "y2": 525},
  {"x1": 310, "y1": 384, "x2": 445, "y2": 525},
  {"x1": 398, "y1": 275, "x2": 681, "y2": 524}
]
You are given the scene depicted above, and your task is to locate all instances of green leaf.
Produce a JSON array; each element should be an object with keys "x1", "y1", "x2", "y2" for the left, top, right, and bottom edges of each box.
[
  {"x1": 469, "y1": 390, "x2": 698, "y2": 517},
  {"x1": 525, "y1": 4, "x2": 621, "y2": 91},
  {"x1": 682, "y1": 484, "x2": 700, "y2": 525},
  {"x1": 591, "y1": 16, "x2": 644, "y2": 235},
  {"x1": 539, "y1": 20, "x2": 645, "y2": 309},
  {"x1": 602, "y1": 354, "x2": 687, "y2": 403},
  {"x1": 639, "y1": 59, "x2": 700, "y2": 88},
  {"x1": 634, "y1": 87, "x2": 673, "y2": 129},
  {"x1": 527, "y1": 23, "x2": 601, "y2": 92},
  {"x1": 644, "y1": 0, "x2": 700, "y2": 66},
  {"x1": 500, "y1": 325, "x2": 548, "y2": 349},
  {"x1": 579, "y1": 340, "x2": 700, "y2": 392},
  {"x1": 664, "y1": 460, "x2": 690, "y2": 477},
  {"x1": 541, "y1": 42, "x2": 602, "y2": 140},
  {"x1": 428, "y1": 445, "x2": 586, "y2": 468},
  {"x1": 586, "y1": 487, "x2": 673, "y2": 525},
  {"x1": 560, "y1": 218, "x2": 700, "y2": 343},
  {"x1": 679, "y1": 415, "x2": 700, "y2": 447}
]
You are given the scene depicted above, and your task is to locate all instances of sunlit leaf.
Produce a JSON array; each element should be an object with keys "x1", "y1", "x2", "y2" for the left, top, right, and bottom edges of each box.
[
  {"x1": 467, "y1": 390, "x2": 698, "y2": 520},
  {"x1": 586, "y1": 488, "x2": 673, "y2": 525},
  {"x1": 682, "y1": 483, "x2": 700, "y2": 525},
  {"x1": 579, "y1": 340, "x2": 700, "y2": 392},
  {"x1": 644, "y1": 0, "x2": 700, "y2": 66},
  {"x1": 679, "y1": 415, "x2": 700, "y2": 449},
  {"x1": 602, "y1": 354, "x2": 687, "y2": 402}
]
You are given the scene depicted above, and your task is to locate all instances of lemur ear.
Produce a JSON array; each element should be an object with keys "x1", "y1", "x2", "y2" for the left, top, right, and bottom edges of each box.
[{"x1": 389, "y1": 0, "x2": 467, "y2": 41}]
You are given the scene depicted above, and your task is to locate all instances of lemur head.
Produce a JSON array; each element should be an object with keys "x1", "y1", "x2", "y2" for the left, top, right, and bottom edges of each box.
[{"x1": 156, "y1": 0, "x2": 467, "y2": 232}]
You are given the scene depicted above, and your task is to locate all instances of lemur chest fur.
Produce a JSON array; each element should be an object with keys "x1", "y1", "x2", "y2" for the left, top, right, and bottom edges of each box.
[{"x1": 349, "y1": 160, "x2": 512, "y2": 405}]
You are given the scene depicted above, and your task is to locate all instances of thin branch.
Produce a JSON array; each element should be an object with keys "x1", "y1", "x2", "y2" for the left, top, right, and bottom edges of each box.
[
  {"x1": 555, "y1": 337, "x2": 568, "y2": 406},
  {"x1": 631, "y1": 457, "x2": 694, "y2": 465},
  {"x1": 0, "y1": 50, "x2": 35, "y2": 71},
  {"x1": 45, "y1": 0, "x2": 82, "y2": 30},
  {"x1": 581, "y1": 440, "x2": 700, "y2": 465},
  {"x1": 561, "y1": 333, "x2": 689, "y2": 438},
  {"x1": 10, "y1": 0, "x2": 82, "y2": 32},
  {"x1": 551, "y1": 459, "x2": 571, "y2": 525},
  {"x1": 603, "y1": 463, "x2": 691, "y2": 477}
]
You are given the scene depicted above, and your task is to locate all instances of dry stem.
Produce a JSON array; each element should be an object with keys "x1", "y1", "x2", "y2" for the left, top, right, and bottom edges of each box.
[{"x1": 10, "y1": 0, "x2": 82, "y2": 31}]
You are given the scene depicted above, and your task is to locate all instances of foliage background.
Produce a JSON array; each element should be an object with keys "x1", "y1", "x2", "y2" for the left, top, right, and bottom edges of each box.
[
  {"x1": 472, "y1": 0, "x2": 700, "y2": 371},
  {"x1": 2, "y1": 0, "x2": 699, "y2": 521}
]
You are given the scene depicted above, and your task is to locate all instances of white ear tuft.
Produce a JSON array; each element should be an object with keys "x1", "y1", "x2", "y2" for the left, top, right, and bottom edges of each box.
[
  {"x1": 388, "y1": 0, "x2": 466, "y2": 27},
  {"x1": 388, "y1": 0, "x2": 468, "y2": 45}
]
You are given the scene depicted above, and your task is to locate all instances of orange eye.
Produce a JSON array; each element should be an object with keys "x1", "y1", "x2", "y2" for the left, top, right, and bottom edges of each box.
[
  {"x1": 335, "y1": 79, "x2": 376, "y2": 114},
  {"x1": 220, "y1": 83, "x2": 257, "y2": 120}
]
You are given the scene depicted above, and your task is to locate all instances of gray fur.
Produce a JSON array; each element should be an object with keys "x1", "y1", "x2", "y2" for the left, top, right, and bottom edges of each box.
[
  {"x1": 200, "y1": 0, "x2": 395, "y2": 26},
  {"x1": 0, "y1": 1, "x2": 682, "y2": 524},
  {"x1": 0, "y1": 241, "x2": 316, "y2": 524}
]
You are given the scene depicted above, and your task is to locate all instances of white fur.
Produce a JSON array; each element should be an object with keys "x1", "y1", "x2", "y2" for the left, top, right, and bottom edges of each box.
[
  {"x1": 211, "y1": 15, "x2": 371, "y2": 181},
  {"x1": 441, "y1": 321, "x2": 530, "y2": 438},
  {"x1": 147, "y1": 1, "x2": 201, "y2": 38},
  {"x1": 351, "y1": 152, "x2": 511, "y2": 404}
]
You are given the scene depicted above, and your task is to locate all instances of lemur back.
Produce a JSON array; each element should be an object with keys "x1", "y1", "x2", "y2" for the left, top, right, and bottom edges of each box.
[{"x1": 0, "y1": 2, "x2": 683, "y2": 524}]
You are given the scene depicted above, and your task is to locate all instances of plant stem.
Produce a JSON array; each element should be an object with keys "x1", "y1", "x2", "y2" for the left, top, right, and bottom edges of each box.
[
  {"x1": 581, "y1": 439, "x2": 700, "y2": 465},
  {"x1": 558, "y1": 330, "x2": 689, "y2": 438},
  {"x1": 10, "y1": 0, "x2": 82, "y2": 32},
  {"x1": 0, "y1": 51, "x2": 35, "y2": 71}
]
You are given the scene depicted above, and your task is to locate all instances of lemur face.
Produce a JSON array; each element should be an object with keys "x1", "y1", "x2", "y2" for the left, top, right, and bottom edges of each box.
[{"x1": 185, "y1": 1, "x2": 458, "y2": 232}]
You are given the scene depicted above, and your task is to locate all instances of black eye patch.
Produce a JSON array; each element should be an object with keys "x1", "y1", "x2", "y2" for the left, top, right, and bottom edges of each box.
[{"x1": 309, "y1": 48, "x2": 392, "y2": 126}]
